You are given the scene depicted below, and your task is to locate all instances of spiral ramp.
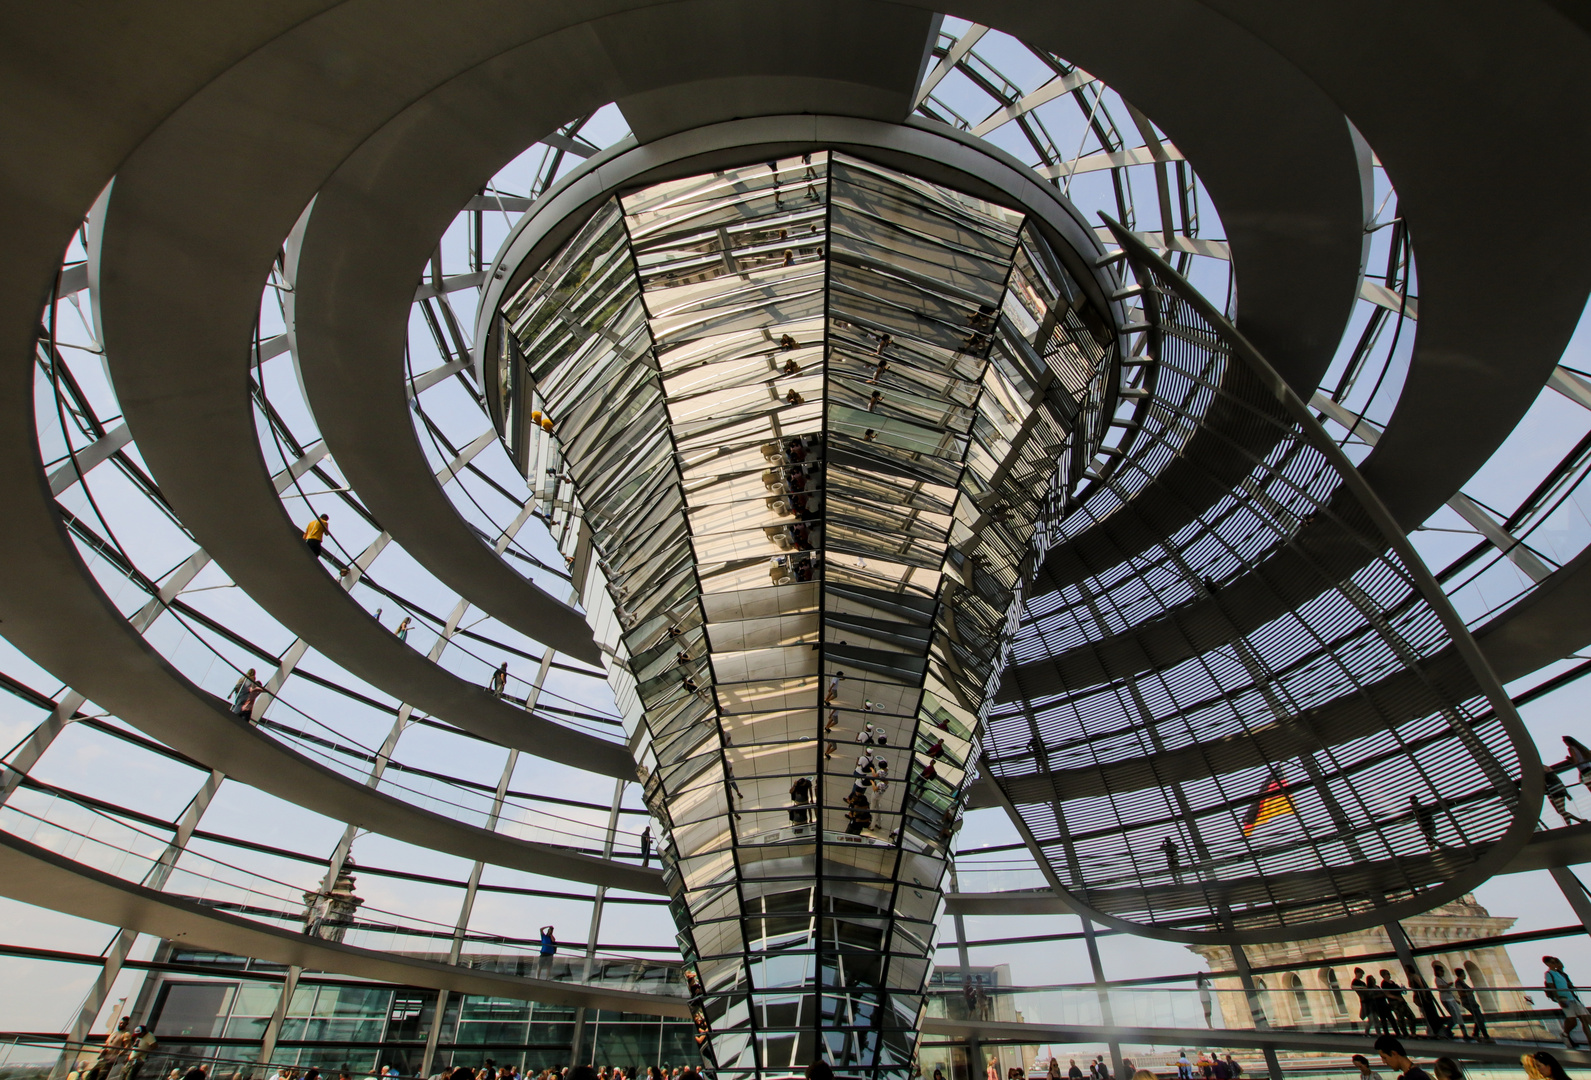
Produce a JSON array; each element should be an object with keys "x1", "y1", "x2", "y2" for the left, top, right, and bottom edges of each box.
[{"x1": 1, "y1": 0, "x2": 1590, "y2": 1072}]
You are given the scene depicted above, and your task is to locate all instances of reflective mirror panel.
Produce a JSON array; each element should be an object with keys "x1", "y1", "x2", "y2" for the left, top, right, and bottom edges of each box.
[{"x1": 493, "y1": 153, "x2": 1116, "y2": 1080}]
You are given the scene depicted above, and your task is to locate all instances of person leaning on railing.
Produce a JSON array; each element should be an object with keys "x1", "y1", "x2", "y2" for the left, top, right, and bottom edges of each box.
[
  {"x1": 301, "y1": 514, "x2": 329, "y2": 557},
  {"x1": 85, "y1": 1017, "x2": 131, "y2": 1080},
  {"x1": 122, "y1": 1025, "x2": 157, "y2": 1080}
]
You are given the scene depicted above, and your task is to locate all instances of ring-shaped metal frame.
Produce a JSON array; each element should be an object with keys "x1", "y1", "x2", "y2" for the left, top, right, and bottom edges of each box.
[{"x1": 473, "y1": 114, "x2": 1130, "y2": 398}]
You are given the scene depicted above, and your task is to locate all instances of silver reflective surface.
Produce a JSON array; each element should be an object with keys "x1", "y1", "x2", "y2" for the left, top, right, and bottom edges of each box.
[{"x1": 493, "y1": 152, "x2": 1116, "y2": 1079}]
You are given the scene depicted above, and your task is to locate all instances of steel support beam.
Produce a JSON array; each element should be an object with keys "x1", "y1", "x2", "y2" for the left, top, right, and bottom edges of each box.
[
  {"x1": 54, "y1": 768, "x2": 225, "y2": 1079},
  {"x1": 0, "y1": 693, "x2": 84, "y2": 807},
  {"x1": 46, "y1": 424, "x2": 131, "y2": 496},
  {"x1": 1549, "y1": 367, "x2": 1591, "y2": 413},
  {"x1": 970, "y1": 69, "x2": 1095, "y2": 138},
  {"x1": 569, "y1": 776, "x2": 626, "y2": 1066},
  {"x1": 1228, "y1": 942, "x2": 1284, "y2": 1080},
  {"x1": 1551, "y1": 866, "x2": 1591, "y2": 939},
  {"x1": 258, "y1": 964, "x2": 301, "y2": 1065},
  {"x1": 1311, "y1": 392, "x2": 1552, "y2": 581},
  {"x1": 914, "y1": 25, "x2": 987, "y2": 108},
  {"x1": 419, "y1": 644, "x2": 553, "y2": 1077},
  {"x1": 948, "y1": 865, "x2": 984, "y2": 1080}
]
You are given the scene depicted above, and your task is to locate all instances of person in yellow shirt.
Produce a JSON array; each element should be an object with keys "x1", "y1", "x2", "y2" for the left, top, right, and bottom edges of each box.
[
  {"x1": 303, "y1": 513, "x2": 329, "y2": 558},
  {"x1": 123, "y1": 1025, "x2": 157, "y2": 1080},
  {"x1": 86, "y1": 1017, "x2": 130, "y2": 1080}
]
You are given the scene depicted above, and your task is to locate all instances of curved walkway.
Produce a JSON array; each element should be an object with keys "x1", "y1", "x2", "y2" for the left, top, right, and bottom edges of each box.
[
  {"x1": 90, "y1": 0, "x2": 947, "y2": 680},
  {"x1": 996, "y1": 0, "x2": 1373, "y2": 397},
  {"x1": 1000, "y1": 652, "x2": 1483, "y2": 804},
  {"x1": 946, "y1": 820, "x2": 1591, "y2": 917},
  {"x1": 1008, "y1": 493, "x2": 1591, "y2": 702},
  {"x1": 996, "y1": 471, "x2": 1591, "y2": 802},
  {"x1": 88, "y1": 0, "x2": 957, "y2": 778},
  {"x1": 275, "y1": 0, "x2": 945, "y2": 703},
  {"x1": 1006, "y1": 0, "x2": 1369, "y2": 596},
  {"x1": 0, "y1": 829, "x2": 684, "y2": 1016},
  {"x1": 1013, "y1": 0, "x2": 1591, "y2": 632},
  {"x1": 1469, "y1": 540, "x2": 1591, "y2": 686},
  {"x1": 1191, "y1": 0, "x2": 1591, "y2": 533},
  {"x1": 0, "y1": 414, "x2": 657, "y2": 891},
  {"x1": 1015, "y1": 377, "x2": 1364, "y2": 687},
  {"x1": 1061, "y1": 0, "x2": 1590, "y2": 531},
  {"x1": 93, "y1": 198, "x2": 625, "y2": 776}
]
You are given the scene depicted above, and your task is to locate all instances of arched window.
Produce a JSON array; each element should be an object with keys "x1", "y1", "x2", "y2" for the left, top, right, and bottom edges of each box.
[
  {"x1": 1321, "y1": 967, "x2": 1348, "y2": 1015},
  {"x1": 1251, "y1": 977, "x2": 1270, "y2": 1026},
  {"x1": 1288, "y1": 972, "x2": 1314, "y2": 1023},
  {"x1": 1465, "y1": 960, "x2": 1499, "y2": 1011}
]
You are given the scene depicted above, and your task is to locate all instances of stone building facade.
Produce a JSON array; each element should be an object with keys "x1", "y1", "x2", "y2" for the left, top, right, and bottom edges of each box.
[{"x1": 1189, "y1": 895, "x2": 1543, "y2": 1038}]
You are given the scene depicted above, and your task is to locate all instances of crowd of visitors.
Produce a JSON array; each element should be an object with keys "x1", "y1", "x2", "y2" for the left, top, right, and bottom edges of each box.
[
  {"x1": 1025, "y1": 1033, "x2": 1587, "y2": 1080},
  {"x1": 1176, "y1": 1051, "x2": 1236, "y2": 1079},
  {"x1": 424, "y1": 1065, "x2": 698, "y2": 1080},
  {"x1": 74, "y1": 1061, "x2": 704, "y2": 1080},
  {"x1": 1131, "y1": 1051, "x2": 1242, "y2": 1080},
  {"x1": 1352, "y1": 963, "x2": 1489, "y2": 1041},
  {"x1": 1352, "y1": 952, "x2": 1591, "y2": 1048},
  {"x1": 72, "y1": 1018, "x2": 159, "y2": 1080},
  {"x1": 1020, "y1": 1052, "x2": 1246, "y2": 1080},
  {"x1": 70, "y1": 1012, "x2": 1591, "y2": 1080},
  {"x1": 1368, "y1": 1034, "x2": 1576, "y2": 1080}
]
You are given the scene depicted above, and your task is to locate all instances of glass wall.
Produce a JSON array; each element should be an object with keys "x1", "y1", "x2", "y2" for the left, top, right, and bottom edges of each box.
[{"x1": 138, "y1": 953, "x2": 700, "y2": 1076}]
